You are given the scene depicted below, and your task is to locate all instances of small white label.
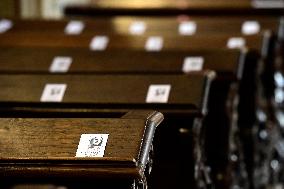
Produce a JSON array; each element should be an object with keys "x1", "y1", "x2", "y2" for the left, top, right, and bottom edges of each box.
[
  {"x1": 76, "y1": 134, "x2": 109, "y2": 157},
  {"x1": 179, "y1": 21, "x2": 197, "y2": 35},
  {"x1": 252, "y1": 0, "x2": 284, "y2": 8},
  {"x1": 64, "y1": 20, "x2": 85, "y2": 35},
  {"x1": 146, "y1": 84, "x2": 171, "y2": 103},
  {"x1": 242, "y1": 21, "x2": 260, "y2": 35},
  {"x1": 182, "y1": 57, "x2": 204, "y2": 72},
  {"x1": 129, "y1": 21, "x2": 146, "y2": 35},
  {"x1": 40, "y1": 84, "x2": 67, "y2": 102},
  {"x1": 90, "y1": 35, "x2": 109, "y2": 51},
  {"x1": 227, "y1": 37, "x2": 246, "y2": 49},
  {"x1": 0, "y1": 19, "x2": 13, "y2": 33},
  {"x1": 145, "y1": 36, "x2": 163, "y2": 51},
  {"x1": 49, "y1": 56, "x2": 72, "y2": 73}
]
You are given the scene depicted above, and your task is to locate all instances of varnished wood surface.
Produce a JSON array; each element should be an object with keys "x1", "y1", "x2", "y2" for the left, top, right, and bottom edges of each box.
[
  {"x1": 0, "y1": 73, "x2": 214, "y2": 116},
  {"x1": 0, "y1": 33, "x2": 264, "y2": 52},
  {"x1": 0, "y1": 111, "x2": 163, "y2": 181},
  {"x1": 11, "y1": 185, "x2": 58, "y2": 189},
  {"x1": 6, "y1": 182, "x2": 138, "y2": 189},
  {"x1": 0, "y1": 13, "x2": 276, "y2": 189},
  {"x1": 0, "y1": 47, "x2": 240, "y2": 75},
  {"x1": 0, "y1": 118, "x2": 144, "y2": 159},
  {"x1": 64, "y1": 0, "x2": 284, "y2": 16},
  {"x1": 1, "y1": 16, "x2": 280, "y2": 36}
]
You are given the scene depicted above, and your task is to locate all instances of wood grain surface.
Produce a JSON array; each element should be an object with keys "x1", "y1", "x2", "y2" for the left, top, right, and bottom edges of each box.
[
  {"x1": 0, "y1": 118, "x2": 144, "y2": 159},
  {"x1": 0, "y1": 33, "x2": 264, "y2": 52},
  {"x1": 0, "y1": 47, "x2": 240, "y2": 75},
  {"x1": 0, "y1": 73, "x2": 213, "y2": 114},
  {"x1": 1, "y1": 16, "x2": 280, "y2": 36},
  {"x1": 0, "y1": 110, "x2": 163, "y2": 185}
]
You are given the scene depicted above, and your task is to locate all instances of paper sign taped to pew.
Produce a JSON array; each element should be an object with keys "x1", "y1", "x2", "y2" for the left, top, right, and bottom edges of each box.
[
  {"x1": 40, "y1": 84, "x2": 67, "y2": 102},
  {"x1": 76, "y1": 134, "x2": 109, "y2": 157},
  {"x1": 0, "y1": 19, "x2": 13, "y2": 33},
  {"x1": 252, "y1": 0, "x2": 284, "y2": 8},
  {"x1": 182, "y1": 57, "x2": 204, "y2": 72},
  {"x1": 146, "y1": 84, "x2": 171, "y2": 103},
  {"x1": 65, "y1": 20, "x2": 85, "y2": 35},
  {"x1": 129, "y1": 21, "x2": 146, "y2": 35},
  {"x1": 242, "y1": 21, "x2": 260, "y2": 35},
  {"x1": 90, "y1": 36, "x2": 109, "y2": 51},
  {"x1": 145, "y1": 36, "x2": 164, "y2": 51},
  {"x1": 227, "y1": 37, "x2": 246, "y2": 49},
  {"x1": 49, "y1": 56, "x2": 72, "y2": 73},
  {"x1": 179, "y1": 21, "x2": 196, "y2": 35}
]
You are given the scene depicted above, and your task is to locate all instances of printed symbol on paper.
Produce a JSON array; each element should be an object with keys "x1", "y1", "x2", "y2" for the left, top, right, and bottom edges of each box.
[
  {"x1": 76, "y1": 134, "x2": 109, "y2": 158},
  {"x1": 49, "y1": 56, "x2": 72, "y2": 73},
  {"x1": 51, "y1": 88, "x2": 61, "y2": 95},
  {"x1": 182, "y1": 57, "x2": 204, "y2": 72},
  {"x1": 88, "y1": 136, "x2": 104, "y2": 148},
  {"x1": 146, "y1": 84, "x2": 171, "y2": 103},
  {"x1": 40, "y1": 84, "x2": 67, "y2": 102},
  {"x1": 155, "y1": 88, "x2": 167, "y2": 96},
  {"x1": 145, "y1": 36, "x2": 163, "y2": 51}
]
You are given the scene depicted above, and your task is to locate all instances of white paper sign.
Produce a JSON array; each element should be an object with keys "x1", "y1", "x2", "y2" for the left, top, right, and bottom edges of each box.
[
  {"x1": 90, "y1": 35, "x2": 109, "y2": 51},
  {"x1": 0, "y1": 19, "x2": 13, "y2": 33},
  {"x1": 64, "y1": 20, "x2": 85, "y2": 35},
  {"x1": 145, "y1": 36, "x2": 163, "y2": 51},
  {"x1": 179, "y1": 21, "x2": 197, "y2": 35},
  {"x1": 275, "y1": 88, "x2": 284, "y2": 103},
  {"x1": 49, "y1": 56, "x2": 72, "y2": 73},
  {"x1": 146, "y1": 84, "x2": 171, "y2": 103},
  {"x1": 129, "y1": 21, "x2": 146, "y2": 35},
  {"x1": 182, "y1": 57, "x2": 204, "y2": 72},
  {"x1": 227, "y1": 37, "x2": 246, "y2": 49},
  {"x1": 252, "y1": 0, "x2": 284, "y2": 8},
  {"x1": 242, "y1": 21, "x2": 260, "y2": 35},
  {"x1": 76, "y1": 134, "x2": 109, "y2": 157},
  {"x1": 40, "y1": 84, "x2": 67, "y2": 102}
]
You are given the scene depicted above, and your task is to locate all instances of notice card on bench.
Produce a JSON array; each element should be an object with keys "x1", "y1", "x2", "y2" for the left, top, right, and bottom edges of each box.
[
  {"x1": 146, "y1": 84, "x2": 171, "y2": 103},
  {"x1": 76, "y1": 134, "x2": 109, "y2": 157}
]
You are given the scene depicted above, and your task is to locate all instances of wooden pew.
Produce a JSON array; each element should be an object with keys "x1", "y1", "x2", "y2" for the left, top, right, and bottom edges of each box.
[
  {"x1": 64, "y1": 0, "x2": 284, "y2": 16},
  {"x1": 0, "y1": 31, "x2": 270, "y2": 115},
  {"x1": 0, "y1": 23, "x2": 268, "y2": 188},
  {"x1": 0, "y1": 72, "x2": 215, "y2": 189},
  {"x1": 0, "y1": 32, "x2": 269, "y2": 52},
  {"x1": 0, "y1": 44, "x2": 246, "y2": 188},
  {"x1": 0, "y1": 47, "x2": 238, "y2": 74},
  {"x1": 0, "y1": 18, "x2": 272, "y2": 188},
  {"x1": 0, "y1": 30, "x2": 270, "y2": 116},
  {"x1": 0, "y1": 17, "x2": 277, "y2": 101},
  {"x1": 4, "y1": 2, "x2": 280, "y2": 187},
  {"x1": 0, "y1": 16, "x2": 281, "y2": 36},
  {"x1": 0, "y1": 46, "x2": 243, "y2": 188},
  {"x1": 0, "y1": 110, "x2": 164, "y2": 189}
]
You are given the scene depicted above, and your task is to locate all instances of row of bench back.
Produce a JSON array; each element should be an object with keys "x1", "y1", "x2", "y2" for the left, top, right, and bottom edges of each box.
[
  {"x1": 1, "y1": 16, "x2": 283, "y2": 36},
  {"x1": 59, "y1": 2, "x2": 284, "y2": 188},
  {"x1": 0, "y1": 19, "x2": 216, "y2": 189},
  {"x1": 0, "y1": 9, "x2": 282, "y2": 189},
  {"x1": 0, "y1": 110, "x2": 164, "y2": 189},
  {"x1": 64, "y1": 0, "x2": 284, "y2": 16}
]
